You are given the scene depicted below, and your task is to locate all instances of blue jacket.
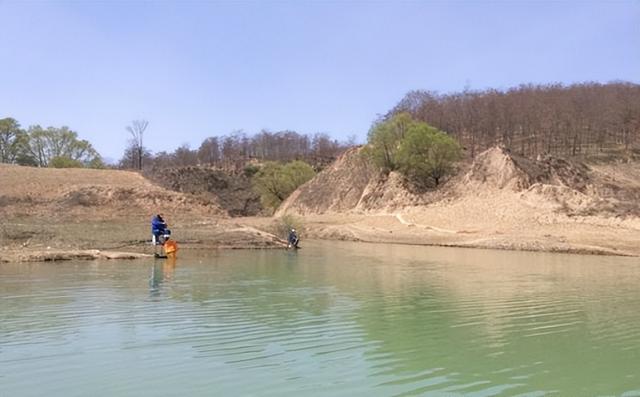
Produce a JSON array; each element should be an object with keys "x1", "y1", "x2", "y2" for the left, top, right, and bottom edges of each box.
[{"x1": 151, "y1": 216, "x2": 167, "y2": 234}]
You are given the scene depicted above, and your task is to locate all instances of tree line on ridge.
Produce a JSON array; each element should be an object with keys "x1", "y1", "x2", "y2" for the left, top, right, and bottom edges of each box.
[{"x1": 390, "y1": 82, "x2": 640, "y2": 158}]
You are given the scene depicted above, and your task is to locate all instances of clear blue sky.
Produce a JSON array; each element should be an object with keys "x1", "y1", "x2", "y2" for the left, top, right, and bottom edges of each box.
[{"x1": 1, "y1": 1, "x2": 638, "y2": 162}]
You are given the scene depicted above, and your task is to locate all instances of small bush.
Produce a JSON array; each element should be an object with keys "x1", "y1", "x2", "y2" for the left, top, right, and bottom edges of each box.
[
  {"x1": 252, "y1": 160, "x2": 316, "y2": 211},
  {"x1": 49, "y1": 156, "x2": 84, "y2": 168},
  {"x1": 243, "y1": 164, "x2": 260, "y2": 177},
  {"x1": 271, "y1": 215, "x2": 304, "y2": 240}
]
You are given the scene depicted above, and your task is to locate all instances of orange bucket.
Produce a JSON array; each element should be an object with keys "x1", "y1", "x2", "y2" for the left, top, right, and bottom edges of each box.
[{"x1": 164, "y1": 240, "x2": 178, "y2": 255}]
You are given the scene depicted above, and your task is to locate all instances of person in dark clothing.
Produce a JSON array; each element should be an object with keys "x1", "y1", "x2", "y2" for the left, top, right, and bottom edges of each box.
[
  {"x1": 151, "y1": 214, "x2": 171, "y2": 245},
  {"x1": 287, "y1": 228, "x2": 299, "y2": 249}
]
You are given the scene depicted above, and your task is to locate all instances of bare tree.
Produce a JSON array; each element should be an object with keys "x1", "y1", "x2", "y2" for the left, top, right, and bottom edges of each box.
[
  {"x1": 173, "y1": 144, "x2": 198, "y2": 167},
  {"x1": 126, "y1": 120, "x2": 149, "y2": 170},
  {"x1": 118, "y1": 127, "x2": 356, "y2": 171},
  {"x1": 389, "y1": 82, "x2": 640, "y2": 159},
  {"x1": 197, "y1": 137, "x2": 220, "y2": 165}
]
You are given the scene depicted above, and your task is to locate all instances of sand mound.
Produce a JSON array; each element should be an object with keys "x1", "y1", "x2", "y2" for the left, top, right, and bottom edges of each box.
[
  {"x1": 463, "y1": 147, "x2": 532, "y2": 191},
  {"x1": 276, "y1": 147, "x2": 439, "y2": 215},
  {"x1": 278, "y1": 146, "x2": 595, "y2": 216},
  {"x1": 461, "y1": 147, "x2": 591, "y2": 194},
  {"x1": 0, "y1": 164, "x2": 225, "y2": 220},
  {"x1": 456, "y1": 147, "x2": 602, "y2": 214},
  {"x1": 276, "y1": 147, "x2": 377, "y2": 215},
  {"x1": 520, "y1": 184, "x2": 594, "y2": 212},
  {"x1": 277, "y1": 145, "x2": 640, "y2": 219}
]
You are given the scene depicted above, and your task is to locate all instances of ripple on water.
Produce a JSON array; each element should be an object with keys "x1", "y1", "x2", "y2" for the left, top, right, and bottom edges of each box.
[{"x1": 2, "y1": 246, "x2": 640, "y2": 396}]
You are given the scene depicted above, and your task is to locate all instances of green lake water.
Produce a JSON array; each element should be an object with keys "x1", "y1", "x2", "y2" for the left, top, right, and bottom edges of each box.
[{"x1": 2, "y1": 241, "x2": 640, "y2": 396}]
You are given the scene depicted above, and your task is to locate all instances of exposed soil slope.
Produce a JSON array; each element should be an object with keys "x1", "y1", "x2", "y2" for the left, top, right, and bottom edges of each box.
[
  {"x1": 0, "y1": 164, "x2": 286, "y2": 259},
  {"x1": 0, "y1": 164, "x2": 225, "y2": 219},
  {"x1": 276, "y1": 147, "x2": 441, "y2": 215},
  {"x1": 276, "y1": 147, "x2": 640, "y2": 256}
]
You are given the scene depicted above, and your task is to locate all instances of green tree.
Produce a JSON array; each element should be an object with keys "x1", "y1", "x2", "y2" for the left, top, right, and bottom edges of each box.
[
  {"x1": 24, "y1": 125, "x2": 101, "y2": 167},
  {"x1": 252, "y1": 160, "x2": 316, "y2": 210},
  {"x1": 363, "y1": 113, "x2": 462, "y2": 187},
  {"x1": 0, "y1": 117, "x2": 26, "y2": 163},
  {"x1": 49, "y1": 156, "x2": 84, "y2": 168},
  {"x1": 396, "y1": 123, "x2": 462, "y2": 186},
  {"x1": 362, "y1": 112, "x2": 415, "y2": 171},
  {"x1": 87, "y1": 156, "x2": 106, "y2": 169}
]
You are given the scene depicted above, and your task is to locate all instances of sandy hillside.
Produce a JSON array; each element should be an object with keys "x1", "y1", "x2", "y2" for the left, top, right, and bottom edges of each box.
[
  {"x1": 276, "y1": 147, "x2": 443, "y2": 215},
  {"x1": 0, "y1": 164, "x2": 286, "y2": 259},
  {"x1": 0, "y1": 164, "x2": 226, "y2": 219},
  {"x1": 277, "y1": 147, "x2": 640, "y2": 256},
  {"x1": 3, "y1": 151, "x2": 639, "y2": 260}
]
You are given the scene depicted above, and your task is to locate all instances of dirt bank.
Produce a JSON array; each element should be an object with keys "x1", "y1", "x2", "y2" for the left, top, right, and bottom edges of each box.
[
  {"x1": 274, "y1": 147, "x2": 640, "y2": 256},
  {"x1": 0, "y1": 164, "x2": 288, "y2": 262},
  {"x1": 3, "y1": 146, "x2": 640, "y2": 262},
  {"x1": 0, "y1": 249, "x2": 152, "y2": 263}
]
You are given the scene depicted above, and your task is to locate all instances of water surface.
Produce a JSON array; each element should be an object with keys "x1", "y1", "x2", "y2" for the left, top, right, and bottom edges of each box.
[{"x1": 2, "y1": 242, "x2": 640, "y2": 396}]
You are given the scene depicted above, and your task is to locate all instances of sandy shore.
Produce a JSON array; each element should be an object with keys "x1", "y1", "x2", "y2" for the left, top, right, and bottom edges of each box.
[
  {"x1": 0, "y1": 216, "x2": 291, "y2": 263},
  {"x1": 2, "y1": 152, "x2": 639, "y2": 263},
  {"x1": 221, "y1": 210, "x2": 640, "y2": 257},
  {"x1": 0, "y1": 249, "x2": 152, "y2": 263},
  {"x1": 270, "y1": 147, "x2": 640, "y2": 257},
  {"x1": 1, "y1": 210, "x2": 637, "y2": 263},
  {"x1": 257, "y1": 212, "x2": 640, "y2": 257}
]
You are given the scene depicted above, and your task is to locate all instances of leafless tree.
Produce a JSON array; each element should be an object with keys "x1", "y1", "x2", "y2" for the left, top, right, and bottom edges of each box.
[
  {"x1": 390, "y1": 82, "x2": 640, "y2": 159},
  {"x1": 126, "y1": 119, "x2": 149, "y2": 170},
  {"x1": 120, "y1": 127, "x2": 357, "y2": 171},
  {"x1": 197, "y1": 137, "x2": 220, "y2": 165}
]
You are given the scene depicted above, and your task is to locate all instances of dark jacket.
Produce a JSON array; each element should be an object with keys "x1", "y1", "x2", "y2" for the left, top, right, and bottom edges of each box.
[
  {"x1": 288, "y1": 230, "x2": 299, "y2": 246},
  {"x1": 151, "y1": 215, "x2": 167, "y2": 235}
]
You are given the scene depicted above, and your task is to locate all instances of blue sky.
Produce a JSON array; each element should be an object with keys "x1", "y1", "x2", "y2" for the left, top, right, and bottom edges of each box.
[{"x1": 1, "y1": 1, "x2": 638, "y2": 162}]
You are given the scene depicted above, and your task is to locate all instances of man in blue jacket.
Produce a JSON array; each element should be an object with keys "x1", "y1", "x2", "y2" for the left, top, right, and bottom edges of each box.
[{"x1": 151, "y1": 214, "x2": 171, "y2": 245}]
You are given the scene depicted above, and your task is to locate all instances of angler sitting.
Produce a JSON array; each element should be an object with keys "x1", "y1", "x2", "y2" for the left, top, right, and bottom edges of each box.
[
  {"x1": 151, "y1": 214, "x2": 171, "y2": 245},
  {"x1": 288, "y1": 228, "x2": 299, "y2": 249}
]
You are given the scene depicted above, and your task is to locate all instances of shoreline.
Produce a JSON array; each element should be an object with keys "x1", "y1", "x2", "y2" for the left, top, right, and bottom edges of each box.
[
  {"x1": 3, "y1": 149, "x2": 639, "y2": 263},
  {"x1": 0, "y1": 249, "x2": 152, "y2": 263},
  {"x1": 327, "y1": 238, "x2": 637, "y2": 257},
  {"x1": 1, "y1": 233, "x2": 635, "y2": 264}
]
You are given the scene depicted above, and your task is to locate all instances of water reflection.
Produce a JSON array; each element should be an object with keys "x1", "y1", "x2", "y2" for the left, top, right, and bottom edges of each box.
[
  {"x1": 2, "y1": 243, "x2": 640, "y2": 396},
  {"x1": 149, "y1": 256, "x2": 177, "y2": 293}
]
